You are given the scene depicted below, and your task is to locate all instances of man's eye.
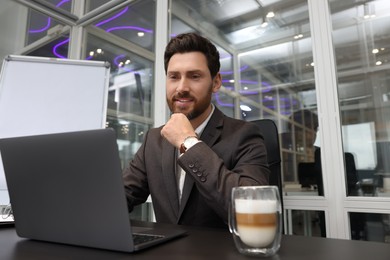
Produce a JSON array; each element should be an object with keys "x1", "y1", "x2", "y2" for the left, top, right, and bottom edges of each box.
[
  {"x1": 168, "y1": 75, "x2": 178, "y2": 80},
  {"x1": 191, "y1": 74, "x2": 201, "y2": 79}
]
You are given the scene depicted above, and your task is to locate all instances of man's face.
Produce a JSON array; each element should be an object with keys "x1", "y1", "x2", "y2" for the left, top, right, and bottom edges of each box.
[{"x1": 166, "y1": 52, "x2": 221, "y2": 120}]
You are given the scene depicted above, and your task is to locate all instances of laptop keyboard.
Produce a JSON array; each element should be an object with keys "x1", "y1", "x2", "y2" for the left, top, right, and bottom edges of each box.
[{"x1": 133, "y1": 233, "x2": 165, "y2": 245}]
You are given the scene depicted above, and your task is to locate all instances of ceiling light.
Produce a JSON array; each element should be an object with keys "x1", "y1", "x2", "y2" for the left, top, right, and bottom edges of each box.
[
  {"x1": 266, "y1": 12, "x2": 275, "y2": 18},
  {"x1": 294, "y1": 34, "x2": 303, "y2": 39},
  {"x1": 376, "y1": 61, "x2": 382, "y2": 66},
  {"x1": 363, "y1": 3, "x2": 376, "y2": 19},
  {"x1": 372, "y1": 48, "x2": 379, "y2": 54},
  {"x1": 363, "y1": 3, "x2": 370, "y2": 19},
  {"x1": 240, "y1": 105, "x2": 252, "y2": 112},
  {"x1": 261, "y1": 21, "x2": 268, "y2": 28},
  {"x1": 137, "y1": 32, "x2": 145, "y2": 37}
]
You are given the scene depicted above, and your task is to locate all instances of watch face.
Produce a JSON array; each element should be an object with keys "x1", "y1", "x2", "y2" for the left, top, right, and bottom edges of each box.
[
  {"x1": 184, "y1": 137, "x2": 198, "y2": 148},
  {"x1": 183, "y1": 136, "x2": 198, "y2": 150}
]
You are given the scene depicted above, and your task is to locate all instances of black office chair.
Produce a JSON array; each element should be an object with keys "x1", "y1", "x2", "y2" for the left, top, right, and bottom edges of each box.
[
  {"x1": 251, "y1": 119, "x2": 284, "y2": 213},
  {"x1": 297, "y1": 162, "x2": 318, "y2": 188}
]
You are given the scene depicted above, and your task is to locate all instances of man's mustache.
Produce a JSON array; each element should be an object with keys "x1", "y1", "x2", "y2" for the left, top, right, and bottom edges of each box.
[{"x1": 173, "y1": 93, "x2": 194, "y2": 100}]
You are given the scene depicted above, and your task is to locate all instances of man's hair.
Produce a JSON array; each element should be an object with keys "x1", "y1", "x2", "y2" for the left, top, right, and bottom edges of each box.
[{"x1": 164, "y1": 32, "x2": 220, "y2": 78}]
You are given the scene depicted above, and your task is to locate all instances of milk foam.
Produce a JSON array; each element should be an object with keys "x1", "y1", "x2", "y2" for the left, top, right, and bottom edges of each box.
[{"x1": 235, "y1": 199, "x2": 277, "y2": 214}]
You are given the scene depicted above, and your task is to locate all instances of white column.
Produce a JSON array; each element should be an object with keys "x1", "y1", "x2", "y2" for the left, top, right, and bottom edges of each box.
[
  {"x1": 308, "y1": 0, "x2": 348, "y2": 239},
  {"x1": 153, "y1": 0, "x2": 170, "y2": 127}
]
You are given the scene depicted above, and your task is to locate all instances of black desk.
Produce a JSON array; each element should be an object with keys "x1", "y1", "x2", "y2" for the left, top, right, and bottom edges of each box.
[{"x1": 1, "y1": 221, "x2": 389, "y2": 260}]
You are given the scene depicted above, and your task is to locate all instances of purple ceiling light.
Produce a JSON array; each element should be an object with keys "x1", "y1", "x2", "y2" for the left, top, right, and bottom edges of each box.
[
  {"x1": 105, "y1": 26, "x2": 153, "y2": 34},
  {"x1": 53, "y1": 38, "x2": 69, "y2": 58},
  {"x1": 95, "y1": 7, "x2": 129, "y2": 27}
]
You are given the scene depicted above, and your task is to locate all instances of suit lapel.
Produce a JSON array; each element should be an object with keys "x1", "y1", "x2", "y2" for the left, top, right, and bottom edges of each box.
[
  {"x1": 177, "y1": 108, "x2": 224, "y2": 219},
  {"x1": 162, "y1": 138, "x2": 180, "y2": 218},
  {"x1": 197, "y1": 108, "x2": 224, "y2": 147}
]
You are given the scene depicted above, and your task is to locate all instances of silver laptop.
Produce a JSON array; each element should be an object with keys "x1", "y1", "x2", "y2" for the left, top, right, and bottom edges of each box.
[{"x1": 0, "y1": 128, "x2": 186, "y2": 252}]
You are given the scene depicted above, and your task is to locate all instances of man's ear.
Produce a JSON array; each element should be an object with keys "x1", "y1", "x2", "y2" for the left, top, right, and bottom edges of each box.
[{"x1": 212, "y1": 73, "x2": 222, "y2": 93}]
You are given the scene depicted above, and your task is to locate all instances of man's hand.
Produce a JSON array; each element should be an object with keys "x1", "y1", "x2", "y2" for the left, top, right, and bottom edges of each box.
[{"x1": 161, "y1": 113, "x2": 196, "y2": 149}]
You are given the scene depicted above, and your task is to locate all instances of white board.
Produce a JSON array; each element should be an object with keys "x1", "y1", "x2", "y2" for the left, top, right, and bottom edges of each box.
[{"x1": 0, "y1": 55, "x2": 110, "y2": 205}]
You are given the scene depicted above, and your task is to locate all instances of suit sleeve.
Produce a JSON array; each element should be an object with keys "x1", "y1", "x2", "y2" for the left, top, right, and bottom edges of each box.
[
  {"x1": 122, "y1": 131, "x2": 151, "y2": 212},
  {"x1": 177, "y1": 121, "x2": 270, "y2": 223}
]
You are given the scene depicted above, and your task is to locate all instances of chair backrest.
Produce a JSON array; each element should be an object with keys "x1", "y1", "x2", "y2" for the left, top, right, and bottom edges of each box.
[{"x1": 251, "y1": 119, "x2": 283, "y2": 211}]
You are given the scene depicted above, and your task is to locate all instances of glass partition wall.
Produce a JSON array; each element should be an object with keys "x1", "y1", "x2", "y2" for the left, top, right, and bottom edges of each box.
[
  {"x1": 1, "y1": 0, "x2": 389, "y2": 242},
  {"x1": 171, "y1": 0, "x2": 324, "y2": 237},
  {"x1": 329, "y1": 0, "x2": 390, "y2": 242}
]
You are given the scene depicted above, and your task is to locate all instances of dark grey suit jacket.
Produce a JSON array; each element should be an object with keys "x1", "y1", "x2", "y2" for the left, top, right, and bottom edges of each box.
[{"x1": 123, "y1": 108, "x2": 270, "y2": 228}]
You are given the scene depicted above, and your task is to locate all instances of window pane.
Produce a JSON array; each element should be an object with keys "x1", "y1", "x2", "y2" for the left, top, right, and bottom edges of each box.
[
  {"x1": 330, "y1": 0, "x2": 390, "y2": 197},
  {"x1": 216, "y1": 47, "x2": 234, "y2": 116},
  {"x1": 36, "y1": 0, "x2": 72, "y2": 13},
  {"x1": 27, "y1": 9, "x2": 68, "y2": 46},
  {"x1": 286, "y1": 209, "x2": 326, "y2": 237},
  {"x1": 85, "y1": 33, "x2": 153, "y2": 119},
  {"x1": 349, "y1": 212, "x2": 390, "y2": 243},
  {"x1": 92, "y1": 0, "x2": 156, "y2": 52},
  {"x1": 85, "y1": 0, "x2": 115, "y2": 13},
  {"x1": 213, "y1": 91, "x2": 234, "y2": 118},
  {"x1": 106, "y1": 116, "x2": 152, "y2": 221},
  {"x1": 106, "y1": 117, "x2": 150, "y2": 169},
  {"x1": 27, "y1": 35, "x2": 69, "y2": 58}
]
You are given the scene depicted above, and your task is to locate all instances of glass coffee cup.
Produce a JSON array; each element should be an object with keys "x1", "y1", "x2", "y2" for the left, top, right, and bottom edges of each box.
[{"x1": 229, "y1": 186, "x2": 282, "y2": 257}]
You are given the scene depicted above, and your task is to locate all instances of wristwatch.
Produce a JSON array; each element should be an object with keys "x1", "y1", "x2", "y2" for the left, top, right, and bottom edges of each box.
[{"x1": 180, "y1": 136, "x2": 199, "y2": 154}]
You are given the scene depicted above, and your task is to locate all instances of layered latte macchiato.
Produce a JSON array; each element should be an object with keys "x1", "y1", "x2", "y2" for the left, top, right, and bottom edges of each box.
[{"x1": 235, "y1": 199, "x2": 277, "y2": 247}]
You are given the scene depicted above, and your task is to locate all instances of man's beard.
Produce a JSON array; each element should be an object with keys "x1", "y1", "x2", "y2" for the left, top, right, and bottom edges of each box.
[{"x1": 168, "y1": 86, "x2": 213, "y2": 120}]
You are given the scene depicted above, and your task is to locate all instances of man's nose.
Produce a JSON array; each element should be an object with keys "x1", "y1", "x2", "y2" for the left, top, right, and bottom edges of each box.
[{"x1": 176, "y1": 77, "x2": 190, "y2": 93}]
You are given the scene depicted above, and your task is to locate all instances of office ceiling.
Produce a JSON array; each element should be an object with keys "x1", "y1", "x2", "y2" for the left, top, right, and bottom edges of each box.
[{"x1": 174, "y1": 0, "x2": 390, "y2": 110}]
